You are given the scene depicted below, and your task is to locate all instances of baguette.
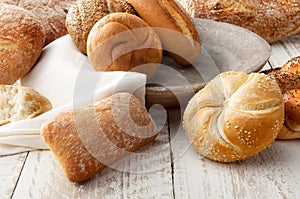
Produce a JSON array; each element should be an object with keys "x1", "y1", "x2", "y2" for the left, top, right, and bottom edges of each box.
[{"x1": 127, "y1": 0, "x2": 201, "y2": 66}]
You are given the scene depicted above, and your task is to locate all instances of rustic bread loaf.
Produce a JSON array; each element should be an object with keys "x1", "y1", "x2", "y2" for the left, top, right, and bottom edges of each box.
[
  {"x1": 0, "y1": 0, "x2": 76, "y2": 46},
  {"x1": 66, "y1": 0, "x2": 137, "y2": 54},
  {"x1": 41, "y1": 93, "x2": 157, "y2": 182},
  {"x1": 127, "y1": 0, "x2": 201, "y2": 66},
  {"x1": 87, "y1": 13, "x2": 162, "y2": 76},
  {"x1": 0, "y1": 3, "x2": 46, "y2": 85},
  {"x1": 0, "y1": 85, "x2": 52, "y2": 126},
  {"x1": 177, "y1": 0, "x2": 300, "y2": 43},
  {"x1": 183, "y1": 71, "x2": 284, "y2": 162}
]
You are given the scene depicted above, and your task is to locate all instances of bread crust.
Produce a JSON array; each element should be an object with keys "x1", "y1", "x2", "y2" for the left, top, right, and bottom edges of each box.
[
  {"x1": 0, "y1": 3, "x2": 46, "y2": 85},
  {"x1": 41, "y1": 93, "x2": 157, "y2": 182},
  {"x1": 277, "y1": 56, "x2": 300, "y2": 139},
  {"x1": 127, "y1": 0, "x2": 201, "y2": 66},
  {"x1": 177, "y1": 0, "x2": 300, "y2": 43},
  {"x1": 66, "y1": 0, "x2": 137, "y2": 54},
  {"x1": 183, "y1": 71, "x2": 284, "y2": 162},
  {"x1": 0, "y1": 0, "x2": 76, "y2": 46},
  {"x1": 87, "y1": 13, "x2": 162, "y2": 74}
]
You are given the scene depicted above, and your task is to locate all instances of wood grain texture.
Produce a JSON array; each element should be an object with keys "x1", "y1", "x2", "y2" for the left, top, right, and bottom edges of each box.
[
  {"x1": 269, "y1": 33, "x2": 300, "y2": 68},
  {"x1": 4, "y1": 30, "x2": 300, "y2": 199},
  {"x1": 169, "y1": 108, "x2": 300, "y2": 199},
  {"x1": 12, "y1": 112, "x2": 174, "y2": 198},
  {"x1": 0, "y1": 153, "x2": 27, "y2": 199}
]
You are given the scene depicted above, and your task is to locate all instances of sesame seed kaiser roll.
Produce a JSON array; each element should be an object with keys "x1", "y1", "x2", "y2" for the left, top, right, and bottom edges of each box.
[
  {"x1": 0, "y1": 3, "x2": 46, "y2": 85},
  {"x1": 127, "y1": 0, "x2": 201, "y2": 66},
  {"x1": 183, "y1": 71, "x2": 284, "y2": 162},
  {"x1": 87, "y1": 13, "x2": 162, "y2": 75},
  {"x1": 66, "y1": 0, "x2": 137, "y2": 54}
]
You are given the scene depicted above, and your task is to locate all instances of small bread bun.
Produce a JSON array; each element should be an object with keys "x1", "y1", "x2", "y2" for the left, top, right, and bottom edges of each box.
[
  {"x1": 281, "y1": 56, "x2": 300, "y2": 73},
  {"x1": 127, "y1": 0, "x2": 201, "y2": 66},
  {"x1": 0, "y1": 85, "x2": 52, "y2": 126},
  {"x1": 183, "y1": 71, "x2": 284, "y2": 162},
  {"x1": 264, "y1": 57, "x2": 300, "y2": 139},
  {"x1": 0, "y1": 0, "x2": 76, "y2": 46},
  {"x1": 0, "y1": 3, "x2": 46, "y2": 85},
  {"x1": 66, "y1": 0, "x2": 137, "y2": 54},
  {"x1": 41, "y1": 93, "x2": 157, "y2": 182},
  {"x1": 264, "y1": 69, "x2": 300, "y2": 92},
  {"x1": 279, "y1": 86, "x2": 300, "y2": 139},
  {"x1": 87, "y1": 13, "x2": 162, "y2": 76}
]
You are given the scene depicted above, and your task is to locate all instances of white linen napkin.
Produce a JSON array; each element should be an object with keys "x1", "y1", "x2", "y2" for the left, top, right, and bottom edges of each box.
[{"x1": 0, "y1": 35, "x2": 147, "y2": 156}]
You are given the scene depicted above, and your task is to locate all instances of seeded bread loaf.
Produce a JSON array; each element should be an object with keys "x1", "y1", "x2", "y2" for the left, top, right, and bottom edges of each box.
[
  {"x1": 66, "y1": 0, "x2": 137, "y2": 54},
  {"x1": 177, "y1": 0, "x2": 300, "y2": 43}
]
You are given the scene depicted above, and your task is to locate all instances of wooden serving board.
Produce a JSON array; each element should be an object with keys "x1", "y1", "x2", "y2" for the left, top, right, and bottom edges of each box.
[{"x1": 145, "y1": 18, "x2": 272, "y2": 108}]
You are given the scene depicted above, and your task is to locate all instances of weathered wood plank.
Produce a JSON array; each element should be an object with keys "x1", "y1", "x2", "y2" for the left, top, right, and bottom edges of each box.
[
  {"x1": 12, "y1": 111, "x2": 173, "y2": 199},
  {"x1": 0, "y1": 153, "x2": 27, "y2": 199},
  {"x1": 169, "y1": 108, "x2": 300, "y2": 199},
  {"x1": 269, "y1": 34, "x2": 300, "y2": 68}
]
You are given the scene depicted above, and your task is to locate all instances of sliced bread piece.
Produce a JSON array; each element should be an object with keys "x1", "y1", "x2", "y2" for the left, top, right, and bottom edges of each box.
[{"x1": 0, "y1": 85, "x2": 52, "y2": 125}]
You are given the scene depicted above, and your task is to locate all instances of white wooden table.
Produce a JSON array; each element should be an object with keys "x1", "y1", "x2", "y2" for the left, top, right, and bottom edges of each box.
[{"x1": 1, "y1": 33, "x2": 300, "y2": 199}]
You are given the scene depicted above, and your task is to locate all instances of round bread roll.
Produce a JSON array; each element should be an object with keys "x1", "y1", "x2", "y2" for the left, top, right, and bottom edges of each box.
[
  {"x1": 87, "y1": 13, "x2": 162, "y2": 76},
  {"x1": 127, "y1": 0, "x2": 201, "y2": 66},
  {"x1": 0, "y1": 3, "x2": 46, "y2": 85},
  {"x1": 183, "y1": 71, "x2": 284, "y2": 162},
  {"x1": 281, "y1": 56, "x2": 300, "y2": 73},
  {"x1": 176, "y1": 0, "x2": 300, "y2": 43},
  {"x1": 279, "y1": 89, "x2": 300, "y2": 139},
  {"x1": 66, "y1": 0, "x2": 137, "y2": 54},
  {"x1": 0, "y1": 0, "x2": 76, "y2": 46},
  {"x1": 264, "y1": 68, "x2": 300, "y2": 92},
  {"x1": 275, "y1": 56, "x2": 300, "y2": 139}
]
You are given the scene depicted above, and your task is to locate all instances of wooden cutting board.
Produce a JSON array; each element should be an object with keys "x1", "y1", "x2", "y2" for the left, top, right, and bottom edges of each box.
[{"x1": 145, "y1": 18, "x2": 271, "y2": 108}]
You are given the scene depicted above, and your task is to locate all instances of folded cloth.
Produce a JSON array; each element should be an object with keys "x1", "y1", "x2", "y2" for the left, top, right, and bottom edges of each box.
[{"x1": 0, "y1": 35, "x2": 147, "y2": 156}]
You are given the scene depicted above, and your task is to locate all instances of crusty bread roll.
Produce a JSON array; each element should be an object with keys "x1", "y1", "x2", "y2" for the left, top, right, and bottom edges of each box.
[
  {"x1": 87, "y1": 13, "x2": 162, "y2": 76},
  {"x1": 0, "y1": 0, "x2": 76, "y2": 46},
  {"x1": 269, "y1": 57, "x2": 300, "y2": 139},
  {"x1": 183, "y1": 71, "x2": 284, "y2": 162},
  {"x1": 0, "y1": 85, "x2": 52, "y2": 126},
  {"x1": 66, "y1": 0, "x2": 137, "y2": 54},
  {"x1": 177, "y1": 0, "x2": 300, "y2": 43},
  {"x1": 264, "y1": 68, "x2": 300, "y2": 92},
  {"x1": 0, "y1": 3, "x2": 46, "y2": 85},
  {"x1": 41, "y1": 93, "x2": 157, "y2": 182},
  {"x1": 127, "y1": 0, "x2": 201, "y2": 66}
]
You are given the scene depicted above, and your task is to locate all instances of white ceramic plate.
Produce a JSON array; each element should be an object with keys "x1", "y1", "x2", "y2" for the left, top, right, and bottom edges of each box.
[{"x1": 145, "y1": 18, "x2": 271, "y2": 108}]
